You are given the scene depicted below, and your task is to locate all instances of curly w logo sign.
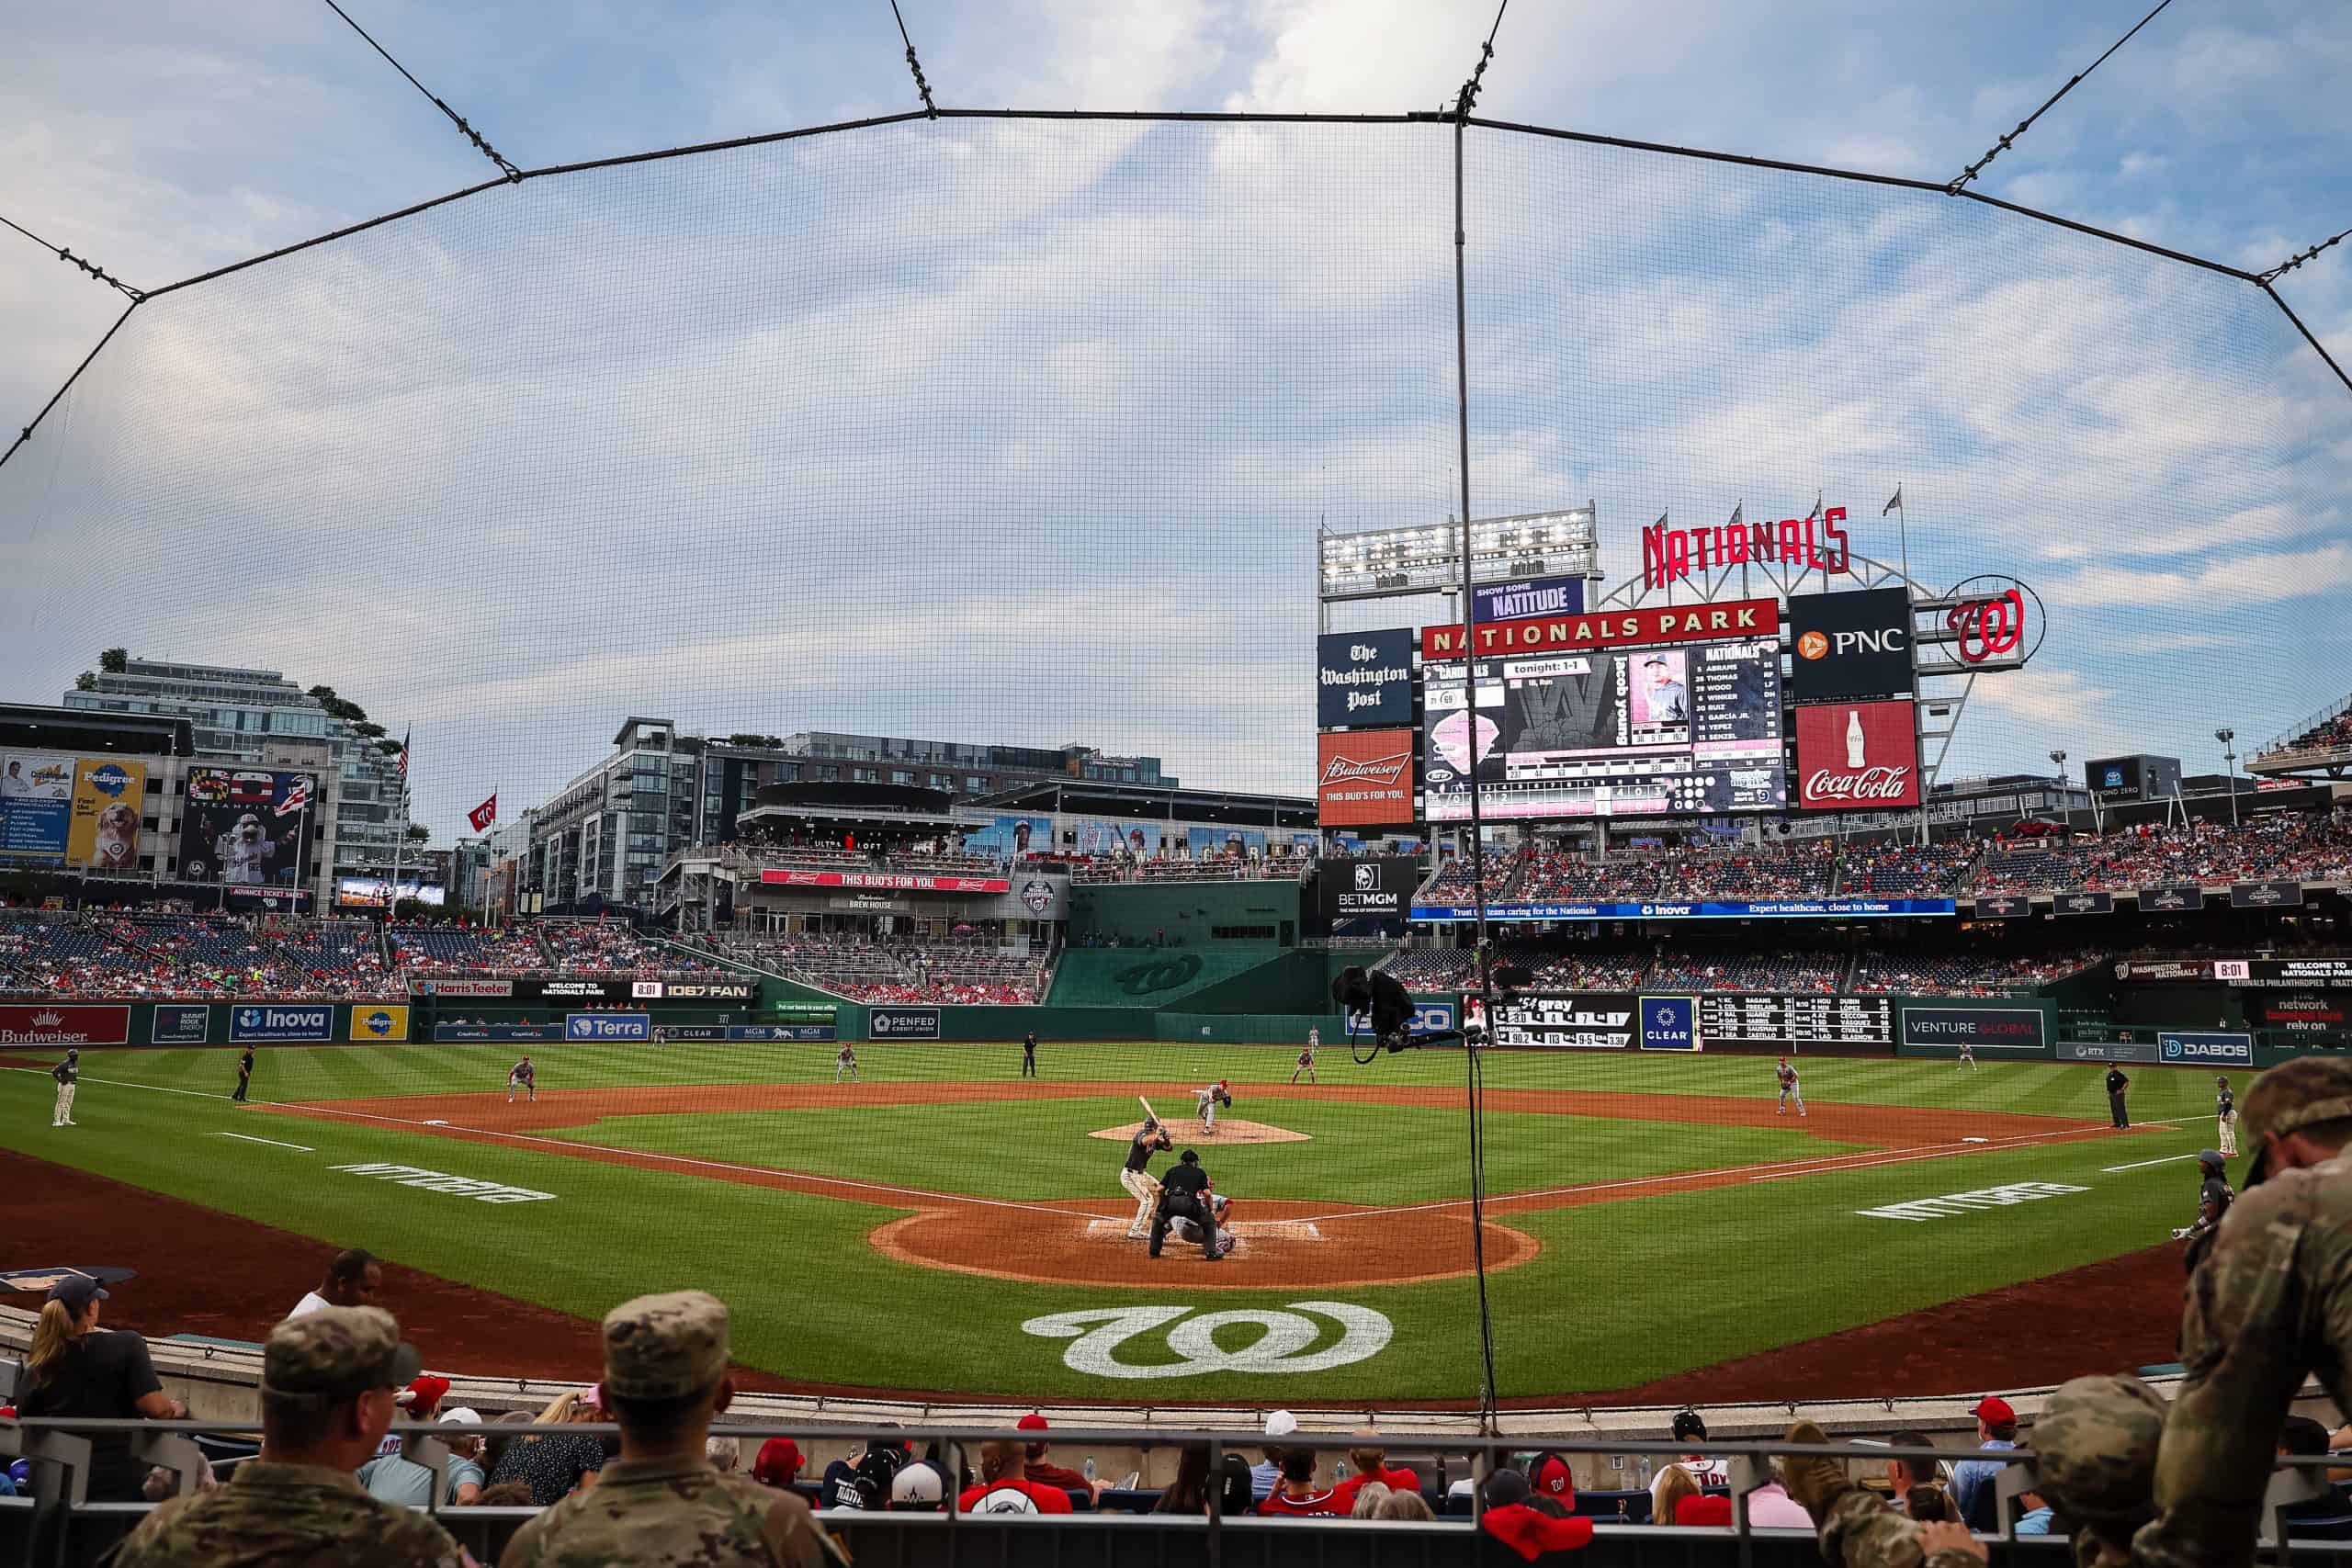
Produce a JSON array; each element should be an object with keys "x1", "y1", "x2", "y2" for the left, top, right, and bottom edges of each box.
[{"x1": 1022, "y1": 1302, "x2": 1392, "y2": 1379}]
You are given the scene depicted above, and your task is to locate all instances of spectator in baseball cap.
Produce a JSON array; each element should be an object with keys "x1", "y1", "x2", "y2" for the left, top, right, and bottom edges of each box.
[
  {"x1": 501, "y1": 1291, "x2": 833, "y2": 1566},
  {"x1": 890, "y1": 1461, "x2": 945, "y2": 1512},
  {"x1": 1478, "y1": 1466, "x2": 1595, "y2": 1558},
  {"x1": 12, "y1": 1275, "x2": 187, "y2": 1503},
  {"x1": 1947, "y1": 1396, "x2": 2016, "y2": 1524},
  {"x1": 104, "y1": 1305, "x2": 469, "y2": 1568},
  {"x1": 1252, "y1": 1410, "x2": 1298, "y2": 1499},
  {"x1": 752, "y1": 1438, "x2": 805, "y2": 1489},
  {"x1": 1015, "y1": 1412, "x2": 1102, "y2": 1502}
]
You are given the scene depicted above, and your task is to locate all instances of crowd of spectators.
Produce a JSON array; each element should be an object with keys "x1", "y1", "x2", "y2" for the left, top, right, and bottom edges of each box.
[
  {"x1": 1850, "y1": 949, "x2": 2104, "y2": 996},
  {"x1": 2258, "y1": 703, "x2": 2352, "y2": 763},
  {"x1": 1645, "y1": 949, "x2": 1846, "y2": 993},
  {"x1": 0, "y1": 913, "x2": 396, "y2": 998},
  {"x1": 1379, "y1": 940, "x2": 2127, "y2": 996},
  {"x1": 1838, "y1": 839, "x2": 1984, "y2": 897},
  {"x1": 715, "y1": 933, "x2": 1045, "y2": 1004},
  {"x1": 1967, "y1": 812, "x2": 2352, "y2": 893},
  {"x1": 385, "y1": 926, "x2": 568, "y2": 976}
]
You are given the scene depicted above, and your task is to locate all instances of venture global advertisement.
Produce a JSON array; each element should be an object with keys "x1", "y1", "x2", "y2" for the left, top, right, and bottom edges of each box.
[{"x1": 1901, "y1": 1007, "x2": 2048, "y2": 1052}]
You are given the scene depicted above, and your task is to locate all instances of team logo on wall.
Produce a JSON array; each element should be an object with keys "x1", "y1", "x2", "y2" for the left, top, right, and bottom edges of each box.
[{"x1": 1020, "y1": 879, "x2": 1056, "y2": 915}]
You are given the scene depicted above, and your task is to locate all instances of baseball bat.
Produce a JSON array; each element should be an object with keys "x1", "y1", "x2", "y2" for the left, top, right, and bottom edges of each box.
[{"x1": 1138, "y1": 1094, "x2": 1161, "y2": 1129}]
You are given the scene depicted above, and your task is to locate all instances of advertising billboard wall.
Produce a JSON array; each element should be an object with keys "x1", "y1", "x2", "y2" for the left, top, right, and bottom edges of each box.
[
  {"x1": 2160, "y1": 1031, "x2": 2254, "y2": 1066},
  {"x1": 1901, "y1": 1007, "x2": 2048, "y2": 1052},
  {"x1": 179, "y1": 769, "x2": 316, "y2": 887},
  {"x1": 1473, "y1": 575, "x2": 1586, "y2": 624},
  {"x1": 566, "y1": 1012, "x2": 651, "y2": 1042},
  {"x1": 66, "y1": 759, "x2": 146, "y2": 874},
  {"x1": 1317, "y1": 857, "x2": 1418, "y2": 925},
  {"x1": 1187, "y1": 827, "x2": 1268, "y2": 859},
  {"x1": 337, "y1": 877, "x2": 448, "y2": 908},
  {"x1": 1788, "y1": 587, "x2": 1913, "y2": 703},
  {"x1": 0, "y1": 751, "x2": 76, "y2": 861},
  {"x1": 961, "y1": 815, "x2": 1053, "y2": 860},
  {"x1": 229, "y1": 1004, "x2": 334, "y2": 1043},
  {"x1": 0, "y1": 1004, "x2": 131, "y2": 1047},
  {"x1": 1316, "y1": 729, "x2": 1415, "y2": 826},
  {"x1": 869, "y1": 1007, "x2": 942, "y2": 1040},
  {"x1": 1316, "y1": 629, "x2": 1418, "y2": 728},
  {"x1": 1489, "y1": 992, "x2": 1637, "y2": 1050},
  {"x1": 1793, "y1": 701, "x2": 1919, "y2": 811}
]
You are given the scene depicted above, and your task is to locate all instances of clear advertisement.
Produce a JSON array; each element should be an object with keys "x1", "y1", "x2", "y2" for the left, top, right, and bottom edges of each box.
[
  {"x1": 1901, "y1": 1007, "x2": 2047, "y2": 1051},
  {"x1": 351, "y1": 1004, "x2": 410, "y2": 1042},
  {"x1": 1473, "y1": 574, "x2": 1587, "y2": 624},
  {"x1": 0, "y1": 1004, "x2": 131, "y2": 1046},
  {"x1": 0, "y1": 751, "x2": 76, "y2": 862},
  {"x1": 2159, "y1": 1031, "x2": 2254, "y2": 1066},
  {"x1": 1640, "y1": 996, "x2": 1698, "y2": 1050},
  {"x1": 869, "y1": 1007, "x2": 941, "y2": 1040},
  {"x1": 179, "y1": 768, "x2": 317, "y2": 887},
  {"x1": 1316, "y1": 628, "x2": 1418, "y2": 728},
  {"x1": 66, "y1": 759, "x2": 146, "y2": 874},
  {"x1": 150, "y1": 1004, "x2": 212, "y2": 1045}
]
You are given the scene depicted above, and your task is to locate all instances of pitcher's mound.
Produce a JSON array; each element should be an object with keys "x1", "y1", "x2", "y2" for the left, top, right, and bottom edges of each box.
[{"x1": 1089, "y1": 1119, "x2": 1309, "y2": 1145}]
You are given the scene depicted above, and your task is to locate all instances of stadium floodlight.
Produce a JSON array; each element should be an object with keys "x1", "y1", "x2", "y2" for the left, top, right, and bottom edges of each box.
[
  {"x1": 1317, "y1": 505, "x2": 1600, "y2": 603},
  {"x1": 2216, "y1": 728, "x2": 2239, "y2": 826}
]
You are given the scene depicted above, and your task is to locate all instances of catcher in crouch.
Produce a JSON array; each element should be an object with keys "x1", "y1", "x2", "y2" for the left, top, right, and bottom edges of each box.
[
  {"x1": 1194, "y1": 1079, "x2": 1233, "y2": 1134},
  {"x1": 1149, "y1": 1148, "x2": 1232, "y2": 1260}
]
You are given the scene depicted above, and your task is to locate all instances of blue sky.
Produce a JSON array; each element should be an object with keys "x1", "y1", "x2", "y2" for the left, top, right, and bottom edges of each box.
[{"x1": 1, "y1": 0, "x2": 2346, "y2": 839}]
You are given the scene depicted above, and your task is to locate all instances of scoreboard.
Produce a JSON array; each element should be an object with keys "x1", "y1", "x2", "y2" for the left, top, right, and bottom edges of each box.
[{"x1": 1699, "y1": 993, "x2": 1894, "y2": 1049}]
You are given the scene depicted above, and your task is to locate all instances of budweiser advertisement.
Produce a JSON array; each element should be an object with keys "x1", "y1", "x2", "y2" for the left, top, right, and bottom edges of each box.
[
  {"x1": 758, "y1": 869, "x2": 1011, "y2": 893},
  {"x1": 1793, "y1": 700, "x2": 1919, "y2": 811},
  {"x1": 1317, "y1": 729, "x2": 1415, "y2": 826},
  {"x1": 0, "y1": 1004, "x2": 131, "y2": 1046}
]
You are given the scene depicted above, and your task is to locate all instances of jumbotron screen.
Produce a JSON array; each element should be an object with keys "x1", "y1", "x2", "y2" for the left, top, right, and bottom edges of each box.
[{"x1": 1422, "y1": 637, "x2": 1786, "y2": 818}]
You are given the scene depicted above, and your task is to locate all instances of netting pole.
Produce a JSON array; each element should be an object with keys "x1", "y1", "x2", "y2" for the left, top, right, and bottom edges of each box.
[{"x1": 1452, "y1": 99, "x2": 1503, "y2": 1436}]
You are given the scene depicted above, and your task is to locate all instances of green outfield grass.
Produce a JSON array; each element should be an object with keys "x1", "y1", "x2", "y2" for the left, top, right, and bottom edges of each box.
[{"x1": 1, "y1": 1043, "x2": 2221, "y2": 1402}]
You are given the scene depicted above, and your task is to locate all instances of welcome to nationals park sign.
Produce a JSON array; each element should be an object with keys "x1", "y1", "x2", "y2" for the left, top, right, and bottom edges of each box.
[{"x1": 1422, "y1": 599, "x2": 1779, "y2": 661}]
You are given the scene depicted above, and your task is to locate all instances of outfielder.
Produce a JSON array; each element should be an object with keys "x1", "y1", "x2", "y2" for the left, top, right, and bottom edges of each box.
[
  {"x1": 1194, "y1": 1078, "x2": 1233, "y2": 1134},
  {"x1": 1775, "y1": 1056, "x2": 1805, "y2": 1117},
  {"x1": 51, "y1": 1048, "x2": 79, "y2": 1126},
  {"x1": 2215, "y1": 1075, "x2": 2238, "y2": 1157},
  {"x1": 835, "y1": 1043, "x2": 859, "y2": 1082},
  {"x1": 1119, "y1": 1118, "x2": 1173, "y2": 1239},
  {"x1": 1292, "y1": 1031, "x2": 1317, "y2": 1086},
  {"x1": 1957, "y1": 1043, "x2": 1976, "y2": 1072},
  {"x1": 506, "y1": 1055, "x2": 536, "y2": 1104}
]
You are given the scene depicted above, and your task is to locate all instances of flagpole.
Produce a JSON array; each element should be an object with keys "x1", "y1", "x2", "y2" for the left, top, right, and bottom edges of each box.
[
  {"x1": 1894, "y1": 485, "x2": 1910, "y2": 586},
  {"x1": 390, "y1": 732, "x2": 406, "y2": 929},
  {"x1": 293, "y1": 776, "x2": 311, "y2": 916}
]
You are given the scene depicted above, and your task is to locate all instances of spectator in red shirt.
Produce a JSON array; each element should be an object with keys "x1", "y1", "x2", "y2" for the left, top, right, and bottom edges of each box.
[
  {"x1": 1330, "y1": 1430, "x2": 1419, "y2": 1511},
  {"x1": 1257, "y1": 1449, "x2": 1345, "y2": 1517},
  {"x1": 1480, "y1": 1467, "x2": 1594, "y2": 1557},
  {"x1": 1014, "y1": 1413, "x2": 1101, "y2": 1503},
  {"x1": 957, "y1": 1439, "x2": 1074, "y2": 1516},
  {"x1": 1653, "y1": 1463, "x2": 1731, "y2": 1526}
]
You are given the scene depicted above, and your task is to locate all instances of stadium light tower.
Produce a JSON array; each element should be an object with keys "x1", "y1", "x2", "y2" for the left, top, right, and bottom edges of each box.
[{"x1": 2216, "y1": 728, "x2": 2239, "y2": 826}]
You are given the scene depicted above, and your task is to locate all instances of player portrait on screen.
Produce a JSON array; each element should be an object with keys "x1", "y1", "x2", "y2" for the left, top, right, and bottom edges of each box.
[{"x1": 1631, "y1": 651, "x2": 1690, "y2": 733}]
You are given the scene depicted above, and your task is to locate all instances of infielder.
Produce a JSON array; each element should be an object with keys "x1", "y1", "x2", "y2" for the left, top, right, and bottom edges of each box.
[
  {"x1": 2215, "y1": 1075, "x2": 2238, "y2": 1157},
  {"x1": 1120, "y1": 1118, "x2": 1173, "y2": 1239},
  {"x1": 1292, "y1": 1030, "x2": 1317, "y2": 1086},
  {"x1": 835, "y1": 1043, "x2": 859, "y2": 1083},
  {"x1": 1194, "y1": 1078, "x2": 1233, "y2": 1134},
  {"x1": 1775, "y1": 1056, "x2": 1805, "y2": 1117},
  {"x1": 51, "y1": 1048, "x2": 79, "y2": 1126},
  {"x1": 2171, "y1": 1149, "x2": 2233, "y2": 1246},
  {"x1": 506, "y1": 1055, "x2": 536, "y2": 1104},
  {"x1": 1957, "y1": 1043, "x2": 1976, "y2": 1072}
]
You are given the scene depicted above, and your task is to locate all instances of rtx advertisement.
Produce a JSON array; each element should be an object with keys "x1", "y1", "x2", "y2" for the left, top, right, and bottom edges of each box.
[
  {"x1": 1793, "y1": 701, "x2": 1919, "y2": 810},
  {"x1": 1788, "y1": 588, "x2": 1913, "y2": 703},
  {"x1": 1316, "y1": 629, "x2": 1417, "y2": 728},
  {"x1": 1316, "y1": 730, "x2": 1415, "y2": 826}
]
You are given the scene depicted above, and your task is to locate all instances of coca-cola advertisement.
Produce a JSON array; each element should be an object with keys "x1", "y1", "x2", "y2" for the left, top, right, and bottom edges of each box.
[{"x1": 1793, "y1": 700, "x2": 1919, "y2": 811}]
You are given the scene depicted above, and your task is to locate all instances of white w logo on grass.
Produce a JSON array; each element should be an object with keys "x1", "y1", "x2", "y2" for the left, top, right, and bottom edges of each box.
[{"x1": 1021, "y1": 1302, "x2": 1391, "y2": 1379}]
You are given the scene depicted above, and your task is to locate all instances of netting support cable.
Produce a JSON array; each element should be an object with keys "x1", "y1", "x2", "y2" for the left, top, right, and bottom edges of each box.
[
  {"x1": 1946, "y1": 0, "x2": 2177, "y2": 195},
  {"x1": 886, "y1": 0, "x2": 940, "y2": 118},
  {"x1": 0, "y1": 214, "x2": 146, "y2": 301},
  {"x1": 2262, "y1": 283, "x2": 2352, "y2": 397},
  {"x1": 1452, "y1": 96, "x2": 1504, "y2": 1436},
  {"x1": 0, "y1": 300, "x2": 142, "y2": 471},
  {"x1": 2259, "y1": 223, "x2": 2351, "y2": 286},
  {"x1": 318, "y1": 0, "x2": 526, "y2": 181}
]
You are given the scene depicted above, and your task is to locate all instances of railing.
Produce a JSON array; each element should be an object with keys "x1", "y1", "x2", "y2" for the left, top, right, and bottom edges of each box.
[{"x1": 6, "y1": 1418, "x2": 2348, "y2": 1568}]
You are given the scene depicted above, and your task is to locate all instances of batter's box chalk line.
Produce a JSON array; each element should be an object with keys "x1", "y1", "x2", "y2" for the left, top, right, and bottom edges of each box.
[{"x1": 1084, "y1": 1218, "x2": 1323, "y2": 1243}]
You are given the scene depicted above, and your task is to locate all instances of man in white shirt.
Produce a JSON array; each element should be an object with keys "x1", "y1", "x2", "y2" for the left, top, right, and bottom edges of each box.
[
  {"x1": 287, "y1": 1247, "x2": 383, "y2": 1320},
  {"x1": 1653, "y1": 1410, "x2": 1730, "y2": 1516}
]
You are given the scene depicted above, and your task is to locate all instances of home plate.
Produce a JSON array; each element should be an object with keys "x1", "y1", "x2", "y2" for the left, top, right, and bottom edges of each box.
[{"x1": 1085, "y1": 1219, "x2": 1323, "y2": 1243}]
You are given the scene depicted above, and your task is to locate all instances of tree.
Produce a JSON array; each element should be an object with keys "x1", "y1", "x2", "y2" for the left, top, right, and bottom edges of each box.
[
  {"x1": 99, "y1": 648, "x2": 129, "y2": 673},
  {"x1": 351, "y1": 721, "x2": 386, "y2": 739},
  {"x1": 405, "y1": 824, "x2": 432, "y2": 842},
  {"x1": 74, "y1": 671, "x2": 96, "y2": 692},
  {"x1": 374, "y1": 738, "x2": 403, "y2": 755}
]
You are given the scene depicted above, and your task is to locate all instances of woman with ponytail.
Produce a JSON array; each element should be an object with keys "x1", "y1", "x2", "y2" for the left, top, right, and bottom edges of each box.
[{"x1": 12, "y1": 1277, "x2": 186, "y2": 1500}]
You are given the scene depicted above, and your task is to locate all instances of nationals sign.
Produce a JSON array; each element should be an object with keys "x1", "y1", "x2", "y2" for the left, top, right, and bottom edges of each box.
[
  {"x1": 1423, "y1": 598, "x2": 1778, "y2": 661},
  {"x1": 1317, "y1": 729, "x2": 1414, "y2": 825},
  {"x1": 1793, "y1": 700, "x2": 1919, "y2": 810},
  {"x1": 758, "y1": 869, "x2": 1009, "y2": 893}
]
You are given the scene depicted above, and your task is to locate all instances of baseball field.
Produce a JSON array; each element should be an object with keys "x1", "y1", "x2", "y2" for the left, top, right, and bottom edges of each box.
[{"x1": 2, "y1": 1042, "x2": 2214, "y2": 1404}]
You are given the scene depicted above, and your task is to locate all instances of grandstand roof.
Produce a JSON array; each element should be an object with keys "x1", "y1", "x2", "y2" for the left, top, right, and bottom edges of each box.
[
  {"x1": 970, "y1": 777, "x2": 1315, "y2": 828},
  {"x1": 739, "y1": 779, "x2": 967, "y2": 830},
  {"x1": 0, "y1": 702, "x2": 195, "y2": 759}
]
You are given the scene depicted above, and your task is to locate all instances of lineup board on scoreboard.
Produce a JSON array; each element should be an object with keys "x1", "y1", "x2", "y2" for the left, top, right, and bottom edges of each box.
[
  {"x1": 1422, "y1": 638, "x2": 1785, "y2": 820},
  {"x1": 1698, "y1": 993, "x2": 1894, "y2": 1048}
]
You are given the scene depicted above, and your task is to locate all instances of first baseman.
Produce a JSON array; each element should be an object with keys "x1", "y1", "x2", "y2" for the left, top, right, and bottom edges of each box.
[
  {"x1": 507, "y1": 1055, "x2": 536, "y2": 1104},
  {"x1": 2216, "y1": 1075, "x2": 2239, "y2": 1157},
  {"x1": 835, "y1": 1044, "x2": 859, "y2": 1082},
  {"x1": 1194, "y1": 1078, "x2": 1232, "y2": 1134},
  {"x1": 1120, "y1": 1118, "x2": 1173, "y2": 1239},
  {"x1": 1292, "y1": 1030, "x2": 1317, "y2": 1086},
  {"x1": 1775, "y1": 1056, "x2": 1804, "y2": 1117},
  {"x1": 51, "y1": 1048, "x2": 79, "y2": 1126}
]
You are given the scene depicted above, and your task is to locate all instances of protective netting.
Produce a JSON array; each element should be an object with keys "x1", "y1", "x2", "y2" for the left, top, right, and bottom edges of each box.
[{"x1": 2, "y1": 118, "x2": 2348, "y2": 1409}]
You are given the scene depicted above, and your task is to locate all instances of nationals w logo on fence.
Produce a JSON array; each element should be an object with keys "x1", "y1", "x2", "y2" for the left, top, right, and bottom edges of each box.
[{"x1": 1022, "y1": 1302, "x2": 1392, "y2": 1379}]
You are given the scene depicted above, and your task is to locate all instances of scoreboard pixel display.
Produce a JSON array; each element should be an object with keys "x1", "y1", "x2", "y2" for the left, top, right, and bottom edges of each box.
[
  {"x1": 1699, "y1": 993, "x2": 1894, "y2": 1050},
  {"x1": 1422, "y1": 637, "x2": 1785, "y2": 819}
]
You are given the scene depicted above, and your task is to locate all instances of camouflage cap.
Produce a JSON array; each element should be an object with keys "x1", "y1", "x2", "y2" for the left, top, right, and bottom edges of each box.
[
  {"x1": 2029, "y1": 1374, "x2": 2165, "y2": 1527},
  {"x1": 262, "y1": 1305, "x2": 421, "y2": 1409},
  {"x1": 601, "y1": 1289, "x2": 729, "y2": 1399},
  {"x1": 2241, "y1": 1057, "x2": 2352, "y2": 1185}
]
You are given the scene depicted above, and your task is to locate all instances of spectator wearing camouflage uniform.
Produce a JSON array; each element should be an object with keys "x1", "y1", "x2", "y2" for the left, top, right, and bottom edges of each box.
[
  {"x1": 102, "y1": 1305, "x2": 470, "y2": 1568},
  {"x1": 497, "y1": 1290, "x2": 833, "y2": 1567},
  {"x1": 1777, "y1": 1372, "x2": 2165, "y2": 1568},
  {"x1": 2136, "y1": 1056, "x2": 2352, "y2": 1568}
]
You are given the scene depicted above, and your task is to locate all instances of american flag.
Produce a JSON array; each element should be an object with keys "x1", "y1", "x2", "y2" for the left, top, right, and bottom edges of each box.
[
  {"x1": 397, "y1": 728, "x2": 411, "y2": 780},
  {"x1": 275, "y1": 775, "x2": 313, "y2": 818}
]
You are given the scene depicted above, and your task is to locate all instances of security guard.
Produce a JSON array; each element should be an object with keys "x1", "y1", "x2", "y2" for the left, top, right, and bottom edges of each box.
[
  {"x1": 1149, "y1": 1149, "x2": 1225, "y2": 1261},
  {"x1": 103, "y1": 1307, "x2": 469, "y2": 1568},
  {"x1": 2171, "y1": 1150, "x2": 2233, "y2": 1251}
]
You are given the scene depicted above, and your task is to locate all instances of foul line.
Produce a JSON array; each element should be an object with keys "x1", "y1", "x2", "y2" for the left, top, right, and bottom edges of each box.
[
  {"x1": 217, "y1": 1132, "x2": 314, "y2": 1152},
  {"x1": 2103, "y1": 1151, "x2": 2205, "y2": 1173}
]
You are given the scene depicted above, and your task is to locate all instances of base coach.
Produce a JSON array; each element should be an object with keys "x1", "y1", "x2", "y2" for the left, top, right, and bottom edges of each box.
[{"x1": 1149, "y1": 1149, "x2": 1227, "y2": 1261}]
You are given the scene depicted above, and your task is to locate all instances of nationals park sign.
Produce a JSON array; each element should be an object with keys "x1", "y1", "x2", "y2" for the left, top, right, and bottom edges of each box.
[{"x1": 1422, "y1": 598, "x2": 1778, "y2": 661}]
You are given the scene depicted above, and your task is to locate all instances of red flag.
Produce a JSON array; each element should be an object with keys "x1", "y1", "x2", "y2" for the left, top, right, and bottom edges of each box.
[{"x1": 468, "y1": 793, "x2": 498, "y2": 832}]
